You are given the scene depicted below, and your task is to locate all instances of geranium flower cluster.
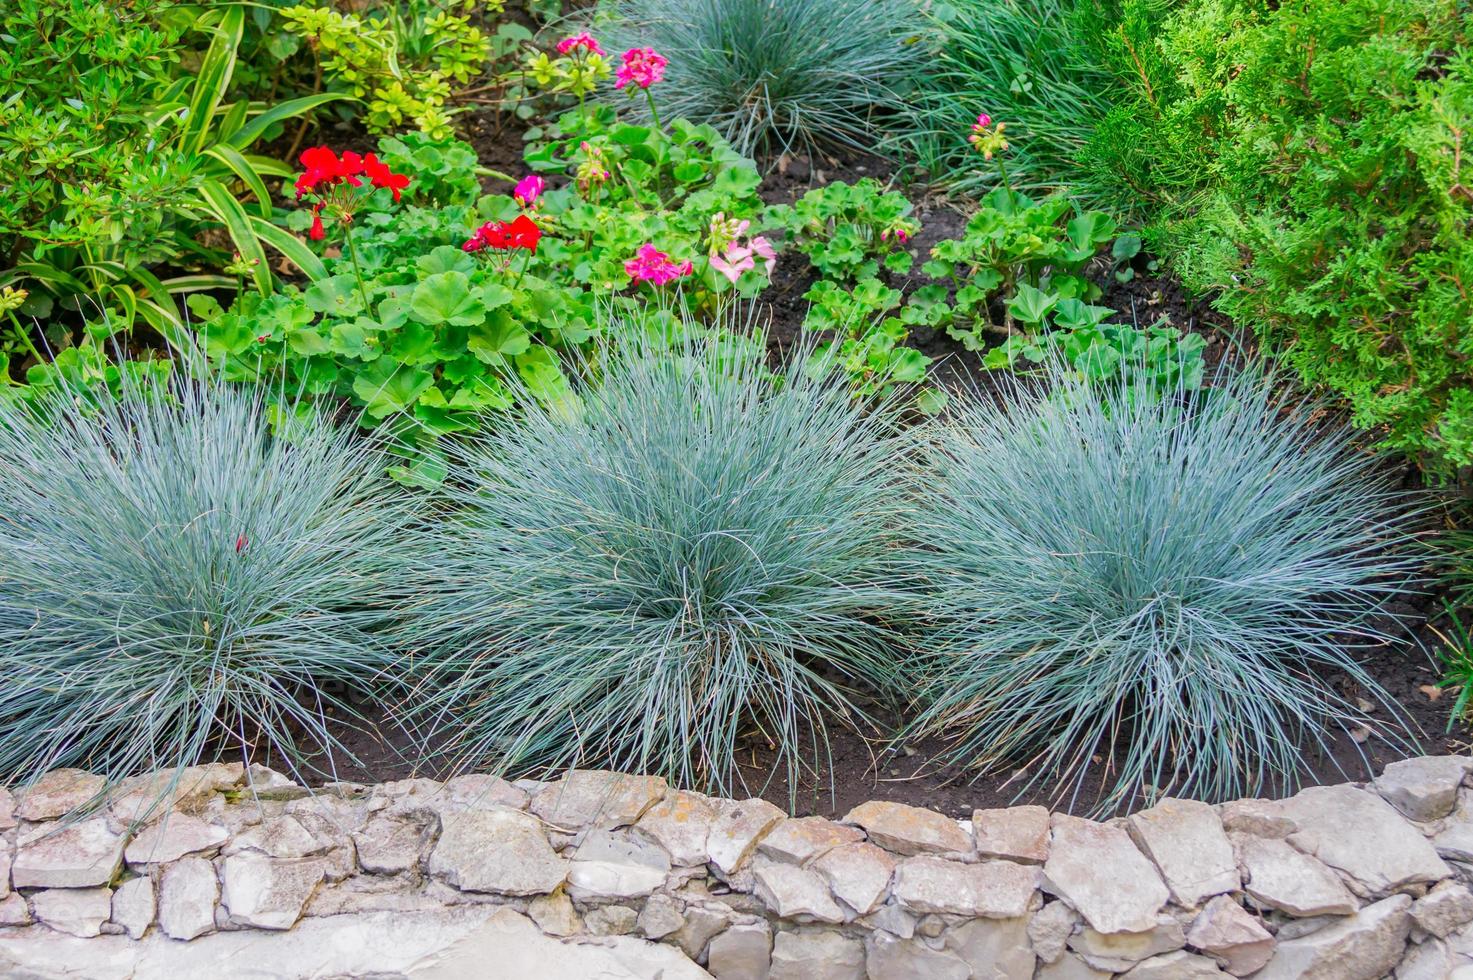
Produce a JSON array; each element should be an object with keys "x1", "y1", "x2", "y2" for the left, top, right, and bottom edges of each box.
[
  {"x1": 707, "y1": 213, "x2": 775, "y2": 285},
  {"x1": 968, "y1": 112, "x2": 1009, "y2": 161},
  {"x1": 294, "y1": 146, "x2": 410, "y2": 240},
  {"x1": 625, "y1": 243, "x2": 692, "y2": 286},
  {"x1": 528, "y1": 31, "x2": 611, "y2": 98},
  {"x1": 463, "y1": 215, "x2": 542, "y2": 254},
  {"x1": 615, "y1": 47, "x2": 667, "y2": 91}
]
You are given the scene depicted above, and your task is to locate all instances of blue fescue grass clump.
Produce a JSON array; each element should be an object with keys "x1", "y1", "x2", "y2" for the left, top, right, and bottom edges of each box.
[
  {"x1": 594, "y1": 0, "x2": 927, "y2": 158},
  {"x1": 404, "y1": 335, "x2": 920, "y2": 797},
  {"x1": 0, "y1": 375, "x2": 417, "y2": 789},
  {"x1": 907, "y1": 363, "x2": 1422, "y2": 813}
]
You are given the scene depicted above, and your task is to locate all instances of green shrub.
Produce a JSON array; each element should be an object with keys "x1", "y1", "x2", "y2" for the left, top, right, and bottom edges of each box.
[
  {"x1": 1089, "y1": 0, "x2": 1473, "y2": 476},
  {"x1": 281, "y1": 0, "x2": 534, "y2": 140},
  {"x1": 0, "y1": 372, "x2": 417, "y2": 792},
  {"x1": 904, "y1": 0, "x2": 1120, "y2": 201},
  {"x1": 0, "y1": 1, "x2": 336, "y2": 341},
  {"x1": 907, "y1": 361, "x2": 1419, "y2": 812},
  {"x1": 403, "y1": 333, "x2": 920, "y2": 798},
  {"x1": 592, "y1": 0, "x2": 927, "y2": 158}
]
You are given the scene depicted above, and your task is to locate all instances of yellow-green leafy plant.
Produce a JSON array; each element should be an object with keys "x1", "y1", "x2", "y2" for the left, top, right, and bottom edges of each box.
[{"x1": 283, "y1": 0, "x2": 503, "y2": 139}]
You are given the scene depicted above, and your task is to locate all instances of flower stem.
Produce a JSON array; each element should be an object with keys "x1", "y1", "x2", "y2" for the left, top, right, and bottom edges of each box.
[
  {"x1": 644, "y1": 88, "x2": 666, "y2": 203},
  {"x1": 343, "y1": 224, "x2": 371, "y2": 313},
  {"x1": 7, "y1": 311, "x2": 44, "y2": 367}
]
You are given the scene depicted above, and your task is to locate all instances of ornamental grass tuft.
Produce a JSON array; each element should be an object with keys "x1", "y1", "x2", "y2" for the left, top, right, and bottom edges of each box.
[
  {"x1": 593, "y1": 0, "x2": 927, "y2": 159},
  {"x1": 907, "y1": 362, "x2": 1422, "y2": 813},
  {"x1": 0, "y1": 374, "x2": 416, "y2": 794},
  {"x1": 404, "y1": 332, "x2": 920, "y2": 798}
]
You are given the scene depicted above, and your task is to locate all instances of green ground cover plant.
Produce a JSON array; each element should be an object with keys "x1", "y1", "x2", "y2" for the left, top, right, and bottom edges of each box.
[
  {"x1": 402, "y1": 333, "x2": 921, "y2": 798},
  {"x1": 591, "y1": 0, "x2": 928, "y2": 158},
  {"x1": 907, "y1": 361, "x2": 1420, "y2": 813},
  {"x1": 0, "y1": 371, "x2": 418, "y2": 793}
]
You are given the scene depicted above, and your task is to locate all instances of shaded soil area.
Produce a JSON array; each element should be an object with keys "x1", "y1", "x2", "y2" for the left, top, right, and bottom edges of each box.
[{"x1": 272, "y1": 127, "x2": 1470, "y2": 820}]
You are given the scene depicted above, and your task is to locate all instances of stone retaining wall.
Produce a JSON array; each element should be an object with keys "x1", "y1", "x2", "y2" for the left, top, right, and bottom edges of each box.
[{"x1": 4, "y1": 757, "x2": 1473, "y2": 978}]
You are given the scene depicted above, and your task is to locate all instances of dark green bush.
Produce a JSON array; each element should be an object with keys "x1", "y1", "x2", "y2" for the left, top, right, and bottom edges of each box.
[{"x1": 1087, "y1": 0, "x2": 1473, "y2": 475}]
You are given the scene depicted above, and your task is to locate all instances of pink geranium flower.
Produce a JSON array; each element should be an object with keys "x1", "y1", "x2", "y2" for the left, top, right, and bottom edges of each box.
[
  {"x1": 513, "y1": 174, "x2": 545, "y2": 208},
  {"x1": 625, "y1": 243, "x2": 692, "y2": 286},
  {"x1": 557, "y1": 32, "x2": 604, "y2": 57},
  {"x1": 710, "y1": 236, "x2": 777, "y2": 284},
  {"x1": 615, "y1": 47, "x2": 668, "y2": 90}
]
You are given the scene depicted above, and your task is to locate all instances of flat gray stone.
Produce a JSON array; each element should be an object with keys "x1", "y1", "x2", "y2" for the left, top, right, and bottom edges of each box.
[
  {"x1": 1235, "y1": 832, "x2": 1358, "y2": 916},
  {"x1": 635, "y1": 892, "x2": 683, "y2": 940},
  {"x1": 972, "y1": 805, "x2": 1050, "y2": 863},
  {"x1": 12, "y1": 817, "x2": 125, "y2": 888},
  {"x1": 1254, "y1": 894, "x2": 1413, "y2": 980},
  {"x1": 1412, "y1": 879, "x2": 1473, "y2": 938},
  {"x1": 1119, "y1": 951, "x2": 1230, "y2": 978},
  {"x1": 1282, "y1": 785, "x2": 1450, "y2": 897},
  {"x1": 1127, "y1": 798, "x2": 1238, "y2": 907},
  {"x1": 220, "y1": 853, "x2": 326, "y2": 930},
  {"x1": 633, "y1": 790, "x2": 719, "y2": 867},
  {"x1": 226, "y1": 813, "x2": 330, "y2": 859},
  {"x1": 32, "y1": 886, "x2": 112, "y2": 938},
  {"x1": 707, "y1": 920, "x2": 772, "y2": 980},
  {"x1": 0, "y1": 839, "x2": 9, "y2": 900},
  {"x1": 158, "y1": 856, "x2": 218, "y2": 940},
  {"x1": 124, "y1": 814, "x2": 228, "y2": 865},
  {"x1": 353, "y1": 812, "x2": 435, "y2": 874},
  {"x1": 1044, "y1": 813, "x2": 1169, "y2": 934},
  {"x1": 1432, "y1": 819, "x2": 1473, "y2": 863},
  {"x1": 0, "y1": 905, "x2": 710, "y2": 980},
  {"x1": 707, "y1": 797, "x2": 785, "y2": 873},
  {"x1": 428, "y1": 806, "x2": 567, "y2": 895},
  {"x1": 0, "y1": 785, "x2": 15, "y2": 830},
  {"x1": 573, "y1": 828, "x2": 671, "y2": 870},
  {"x1": 865, "y1": 931, "x2": 970, "y2": 979},
  {"x1": 1218, "y1": 799, "x2": 1295, "y2": 839},
  {"x1": 842, "y1": 800, "x2": 970, "y2": 857},
  {"x1": 566, "y1": 858, "x2": 666, "y2": 901},
  {"x1": 1185, "y1": 895, "x2": 1275, "y2": 976},
  {"x1": 753, "y1": 861, "x2": 846, "y2": 922},
  {"x1": 529, "y1": 770, "x2": 668, "y2": 830},
  {"x1": 943, "y1": 915, "x2": 1036, "y2": 979},
  {"x1": 1373, "y1": 755, "x2": 1473, "y2": 822},
  {"x1": 105, "y1": 763, "x2": 244, "y2": 827},
  {"x1": 892, "y1": 855, "x2": 1038, "y2": 918},
  {"x1": 1067, "y1": 913, "x2": 1185, "y2": 972},
  {"x1": 1029, "y1": 900, "x2": 1082, "y2": 964},
  {"x1": 758, "y1": 816, "x2": 864, "y2": 865},
  {"x1": 1037, "y1": 952, "x2": 1112, "y2": 979},
  {"x1": 810, "y1": 841, "x2": 896, "y2": 917},
  {"x1": 0, "y1": 892, "x2": 30, "y2": 926},
  {"x1": 1397, "y1": 937, "x2": 1454, "y2": 980},
  {"x1": 769, "y1": 929, "x2": 866, "y2": 980},
  {"x1": 670, "y1": 902, "x2": 733, "y2": 959},
  {"x1": 111, "y1": 876, "x2": 155, "y2": 940},
  {"x1": 527, "y1": 891, "x2": 581, "y2": 937},
  {"x1": 585, "y1": 904, "x2": 638, "y2": 936},
  {"x1": 15, "y1": 768, "x2": 105, "y2": 821}
]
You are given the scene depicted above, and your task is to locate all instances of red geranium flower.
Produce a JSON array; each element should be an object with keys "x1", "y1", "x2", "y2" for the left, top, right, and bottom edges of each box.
[{"x1": 463, "y1": 214, "x2": 542, "y2": 254}]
